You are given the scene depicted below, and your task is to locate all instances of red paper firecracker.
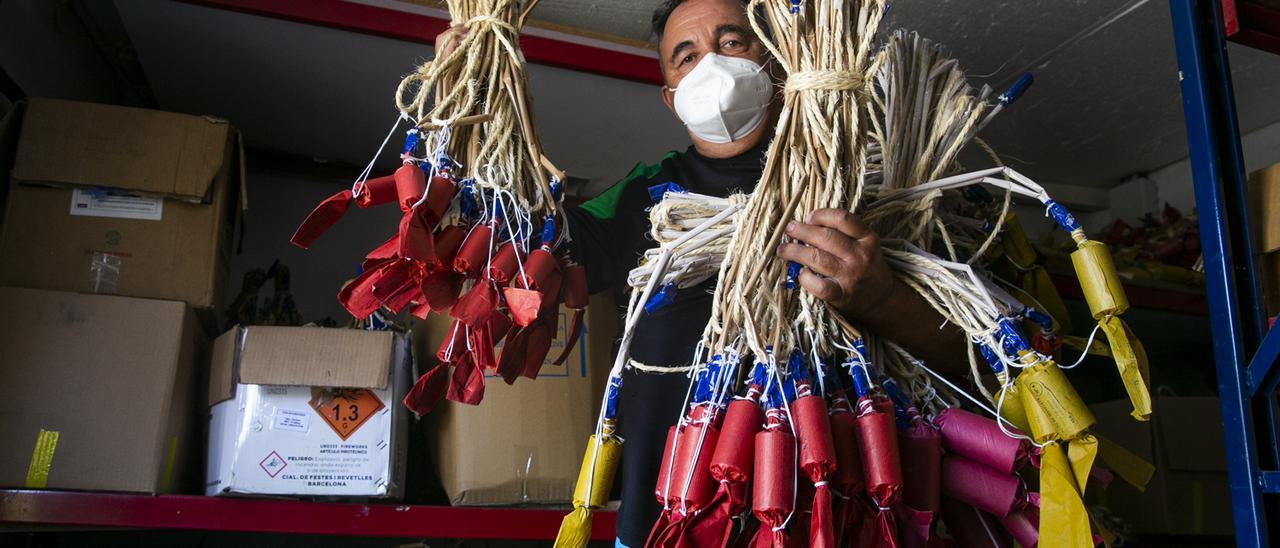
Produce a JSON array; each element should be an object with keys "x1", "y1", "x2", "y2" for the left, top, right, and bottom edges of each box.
[
  {"x1": 940, "y1": 455, "x2": 1022, "y2": 518},
  {"x1": 934, "y1": 408, "x2": 1030, "y2": 475},
  {"x1": 402, "y1": 360, "x2": 450, "y2": 415},
  {"x1": 552, "y1": 260, "x2": 589, "y2": 365},
  {"x1": 999, "y1": 504, "x2": 1039, "y2": 547},
  {"x1": 519, "y1": 248, "x2": 560, "y2": 290},
  {"x1": 292, "y1": 189, "x2": 354, "y2": 249},
  {"x1": 485, "y1": 242, "x2": 524, "y2": 285},
  {"x1": 647, "y1": 426, "x2": 681, "y2": 548},
  {"x1": 394, "y1": 163, "x2": 426, "y2": 212},
  {"x1": 793, "y1": 394, "x2": 837, "y2": 548},
  {"x1": 829, "y1": 391, "x2": 871, "y2": 548},
  {"x1": 355, "y1": 174, "x2": 400, "y2": 208},
  {"x1": 897, "y1": 408, "x2": 941, "y2": 547},
  {"x1": 750, "y1": 409, "x2": 795, "y2": 548},
  {"x1": 451, "y1": 282, "x2": 498, "y2": 326},
  {"x1": 453, "y1": 224, "x2": 494, "y2": 278},
  {"x1": 680, "y1": 398, "x2": 763, "y2": 547},
  {"x1": 421, "y1": 173, "x2": 458, "y2": 226},
  {"x1": 445, "y1": 351, "x2": 484, "y2": 404},
  {"x1": 291, "y1": 174, "x2": 398, "y2": 249},
  {"x1": 645, "y1": 405, "x2": 721, "y2": 548},
  {"x1": 856, "y1": 398, "x2": 901, "y2": 548},
  {"x1": 432, "y1": 225, "x2": 467, "y2": 271}
]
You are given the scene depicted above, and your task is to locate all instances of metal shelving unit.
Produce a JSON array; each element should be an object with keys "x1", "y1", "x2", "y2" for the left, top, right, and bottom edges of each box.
[
  {"x1": 1169, "y1": 0, "x2": 1280, "y2": 546},
  {"x1": 1, "y1": 0, "x2": 1277, "y2": 544}
]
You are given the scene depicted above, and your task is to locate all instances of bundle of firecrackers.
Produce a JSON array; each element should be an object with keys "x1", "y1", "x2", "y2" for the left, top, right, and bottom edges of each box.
[
  {"x1": 565, "y1": 345, "x2": 1055, "y2": 548},
  {"x1": 289, "y1": 130, "x2": 587, "y2": 414}
]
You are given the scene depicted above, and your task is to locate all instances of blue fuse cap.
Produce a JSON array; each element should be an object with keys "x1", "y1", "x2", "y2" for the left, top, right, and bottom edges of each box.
[
  {"x1": 1000, "y1": 73, "x2": 1035, "y2": 106},
  {"x1": 643, "y1": 282, "x2": 677, "y2": 313},
  {"x1": 1045, "y1": 200, "x2": 1082, "y2": 233},
  {"x1": 647, "y1": 181, "x2": 687, "y2": 204},
  {"x1": 786, "y1": 261, "x2": 802, "y2": 289}
]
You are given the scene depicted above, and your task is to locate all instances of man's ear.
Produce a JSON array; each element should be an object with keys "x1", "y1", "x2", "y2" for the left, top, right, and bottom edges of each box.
[{"x1": 661, "y1": 84, "x2": 678, "y2": 118}]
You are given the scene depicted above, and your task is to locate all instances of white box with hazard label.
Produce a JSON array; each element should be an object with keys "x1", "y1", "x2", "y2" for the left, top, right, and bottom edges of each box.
[{"x1": 205, "y1": 326, "x2": 411, "y2": 498}]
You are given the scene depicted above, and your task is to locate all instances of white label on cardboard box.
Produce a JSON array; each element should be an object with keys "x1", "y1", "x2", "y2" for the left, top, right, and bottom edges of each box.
[
  {"x1": 69, "y1": 188, "x2": 163, "y2": 221},
  {"x1": 273, "y1": 408, "x2": 310, "y2": 433}
]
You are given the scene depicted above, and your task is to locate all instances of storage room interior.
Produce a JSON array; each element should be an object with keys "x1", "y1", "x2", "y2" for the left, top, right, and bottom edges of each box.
[{"x1": 2, "y1": 0, "x2": 1280, "y2": 546}]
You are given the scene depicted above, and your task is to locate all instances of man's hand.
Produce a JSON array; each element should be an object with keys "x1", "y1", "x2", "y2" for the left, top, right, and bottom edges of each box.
[
  {"x1": 776, "y1": 209, "x2": 896, "y2": 323},
  {"x1": 777, "y1": 208, "x2": 967, "y2": 372},
  {"x1": 434, "y1": 25, "x2": 466, "y2": 59}
]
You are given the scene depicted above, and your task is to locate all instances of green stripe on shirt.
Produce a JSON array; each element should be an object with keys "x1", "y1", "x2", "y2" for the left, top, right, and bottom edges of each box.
[{"x1": 579, "y1": 150, "x2": 681, "y2": 219}]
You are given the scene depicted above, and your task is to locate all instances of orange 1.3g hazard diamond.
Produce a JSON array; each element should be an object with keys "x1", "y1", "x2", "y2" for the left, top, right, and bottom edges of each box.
[{"x1": 308, "y1": 388, "x2": 385, "y2": 441}]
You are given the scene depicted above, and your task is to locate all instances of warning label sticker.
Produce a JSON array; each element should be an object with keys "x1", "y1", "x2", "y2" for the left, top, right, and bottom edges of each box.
[
  {"x1": 259, "y1": 450, "x2": 287, "y2": 478},
  {"x1": 308, "y1": 389, "x2": 384, "y2": 441}
]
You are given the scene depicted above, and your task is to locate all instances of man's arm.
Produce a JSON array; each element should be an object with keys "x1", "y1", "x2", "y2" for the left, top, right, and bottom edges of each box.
[
  {"x1": 563, "y1": 172, "x2": 653, "y2": 295},
  {"x1": 777, "y1": 209, "x2": 969, "y2": 372}
]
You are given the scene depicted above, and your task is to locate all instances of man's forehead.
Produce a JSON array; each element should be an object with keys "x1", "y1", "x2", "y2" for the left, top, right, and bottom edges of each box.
[{"x1": 660, "y1": 0, "x2": 751, "y2": 50}]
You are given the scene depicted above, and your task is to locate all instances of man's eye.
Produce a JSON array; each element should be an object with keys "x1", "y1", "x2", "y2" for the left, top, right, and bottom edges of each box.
[{"x1": 680, "y1": 54, "x2": 696, "y2": 66}]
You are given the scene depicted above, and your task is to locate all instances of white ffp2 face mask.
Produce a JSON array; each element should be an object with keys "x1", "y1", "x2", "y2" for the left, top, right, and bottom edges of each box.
[{"x1": 669, "y1": 53, "x2": 773, "y2": 144}]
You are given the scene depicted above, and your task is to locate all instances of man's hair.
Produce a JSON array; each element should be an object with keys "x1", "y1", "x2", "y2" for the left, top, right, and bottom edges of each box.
[{"x1": 651, "y1": 0, "x2": 752, "y2": 42}]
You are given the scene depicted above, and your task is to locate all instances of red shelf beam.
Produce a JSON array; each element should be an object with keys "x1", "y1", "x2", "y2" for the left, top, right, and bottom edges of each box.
[
  {"x1": 175, "y1": 0, "x2": 664, "y2": 85},
  {"x1": 1222, "y1": 0, "x2": 1280, "y2": 55},
  {"x1": 0, "y1": 490, "x2": 616, "y2": 540}
]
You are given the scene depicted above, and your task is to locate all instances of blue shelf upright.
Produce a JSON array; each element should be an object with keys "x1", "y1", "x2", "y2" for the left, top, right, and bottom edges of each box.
[{"x1": 1169, "y1": 0, "x2": 1280, "y2": 545}]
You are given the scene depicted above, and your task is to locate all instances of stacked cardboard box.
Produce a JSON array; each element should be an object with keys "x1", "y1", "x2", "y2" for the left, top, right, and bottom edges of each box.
[
  {"x1": 0, "y1": 98, "x2": 244, "y2": 314},
  {"x1": 207, "y1": 326, "x2": 411, "y2": 498},
  {"x1": 0, "y1": 288, "x2": 202, "y2": 493},
  {"x1": 418, "y1": 296, "x2": 615, "y2": 506},
  {"x1": 1091, "y1": 396, "x2": 1232, "y2": 536},
  {"x1": 1249, "y1": 163, "x2": 1280, "y2": 318}
]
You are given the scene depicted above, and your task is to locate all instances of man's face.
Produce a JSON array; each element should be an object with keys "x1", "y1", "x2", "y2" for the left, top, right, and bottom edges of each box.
[{"x1": 658, "y1": 0, "x2": 769, "y2": 92}]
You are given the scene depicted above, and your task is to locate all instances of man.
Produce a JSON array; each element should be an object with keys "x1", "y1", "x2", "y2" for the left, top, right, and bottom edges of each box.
[{"x1": 441, "y1": 1, "x2": 965, "y2": 545}]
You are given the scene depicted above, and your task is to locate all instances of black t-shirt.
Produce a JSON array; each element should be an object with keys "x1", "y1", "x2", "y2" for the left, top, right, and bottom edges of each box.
[{"x1": 565, "y1": 141, "x2": 766, "y2": 546}]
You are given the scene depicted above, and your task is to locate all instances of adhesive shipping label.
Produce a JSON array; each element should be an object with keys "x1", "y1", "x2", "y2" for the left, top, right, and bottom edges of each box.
[
  {"x1": 273, "y1": 409, "x2": 310, "y2": 433},
  {"x1": 69, "y1": 188, "x2": 163, "y2": 221}
]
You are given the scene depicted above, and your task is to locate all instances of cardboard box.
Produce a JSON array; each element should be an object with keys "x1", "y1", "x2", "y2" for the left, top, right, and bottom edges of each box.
[
  {"x1": 1248, "y1": 162, "x2": 1280, "y2": 255},
  {"x1": 0, "y1": 287, "x2": 201, "y2": 494},
  {"x1": 0, "y1": 98, "x2": 244, "y2": 309},
  {"x1": 206, "y1": 326, "x2": 411, "y2": 498},
  {"x1": 420, "y1": 296, "x2": 614, "y2": 505},
  {"x1": 1248, "y1": 163, "x2": 1280, "y2": 316},
  {"x1": 1091, "y1": 396, "x2": 1232, "y2": 536}
]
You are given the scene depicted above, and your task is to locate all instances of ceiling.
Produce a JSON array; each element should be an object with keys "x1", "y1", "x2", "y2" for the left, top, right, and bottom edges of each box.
[
  {"x1": 517, "y1": 0, "x2": 1280, "y2": 186},
  {"x1": 90, "y1": 0, "x2": 1280, "y2": 191}
]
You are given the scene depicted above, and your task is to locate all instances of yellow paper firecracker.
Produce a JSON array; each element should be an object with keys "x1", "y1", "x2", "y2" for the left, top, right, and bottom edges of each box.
[
  {"x1": 1068, "y1": 230, "x2": 1153, "y2": 421},
  {"x1": 1016, "y1": 355, "x2": 1096, "y2": 444},
  {"x1": 997, "y1": 213, "x2": 1073, "y2": 334},
  {"x1": 1040, "y1": 442, "x2": 1095, "y2": 548},
  {"x1": 554, "y1": 430, "x2": 622, "y2": 548}
]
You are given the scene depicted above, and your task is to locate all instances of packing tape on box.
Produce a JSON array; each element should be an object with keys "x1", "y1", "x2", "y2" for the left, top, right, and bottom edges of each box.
[
  {"x1": 25, "y1": 429, "x2": 59, "y2": 488},
  {"x1": 163, "y1": 436, "x2": 178, "y2": 492}
]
